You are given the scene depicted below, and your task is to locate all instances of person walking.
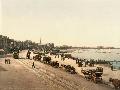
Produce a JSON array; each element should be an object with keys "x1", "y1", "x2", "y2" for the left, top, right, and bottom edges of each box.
[
  {"x1": 5, "y1": 59, "x2": 7, "y2": 64},
  {"x1": 8, "y1": 59, "x2": 11, "y2": 64},
  {"x1": 32, "y1": 62, "x2": 35, "y2": 68},
  {"x1": 111, "y1": 65, "x2": 113, "y2": 71}
]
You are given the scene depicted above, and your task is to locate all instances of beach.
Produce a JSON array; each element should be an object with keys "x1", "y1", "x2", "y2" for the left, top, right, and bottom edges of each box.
[
  {"x1": 16, "y1": 50, "x2": 113, "y2": 90},
  {"x1": 46, "y1": 53, "x2": 120, "y2": 87}
]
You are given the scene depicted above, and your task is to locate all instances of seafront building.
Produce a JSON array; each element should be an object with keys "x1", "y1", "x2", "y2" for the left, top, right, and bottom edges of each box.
[{"x1": 0, "y1": 35, "x2": 55, "y2": 53}]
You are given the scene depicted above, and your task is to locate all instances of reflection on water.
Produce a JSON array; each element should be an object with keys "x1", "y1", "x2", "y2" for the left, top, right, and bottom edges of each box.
[{"x1": 72, "y1": 49, "x2": 120, "y2": 68}]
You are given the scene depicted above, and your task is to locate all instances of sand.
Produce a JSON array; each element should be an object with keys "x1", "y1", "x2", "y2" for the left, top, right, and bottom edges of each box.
[{"x1": 47, "y1": 54, "x2": 120, "y2": 84}]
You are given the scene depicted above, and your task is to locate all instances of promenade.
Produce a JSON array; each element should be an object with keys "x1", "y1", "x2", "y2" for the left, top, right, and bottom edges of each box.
[{"x1": 0, "y1": 50, "x2": 113, "y2": 90}]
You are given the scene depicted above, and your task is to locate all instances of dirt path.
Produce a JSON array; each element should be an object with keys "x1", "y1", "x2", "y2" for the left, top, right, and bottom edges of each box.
[{"x1": 0, "y1": 58, "x2": 65, "y2": 90}]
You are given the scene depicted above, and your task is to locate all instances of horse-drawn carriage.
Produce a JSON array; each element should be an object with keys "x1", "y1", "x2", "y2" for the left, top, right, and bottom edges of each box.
[
  {"x1": 81, "y1": 67, "x2": 103, "y2": 83},
  {"x1": 91, "y1": 71, "x2": 103, "y2": 83},
  {"x1": 61, "y1": 65, "x2": 76, "y2": 74},
  {"x1": 92, "y1": 67, "x2": 103, "y2": 83},
  {"x1": 43, "y1": 56, "x2": 51, "y2": 64},
  {"x1": 33, "y1": 53, "x2": 42, "y2": 61},
  {"x1": 50, "y1": 61, "x2": 59, "y2": 68},
  {"x1": 13, "y1": 52, "x2": 19, "y2": 59},
  {"x1": 81, "y1": 69, "x2": 93, "y2": 80}
]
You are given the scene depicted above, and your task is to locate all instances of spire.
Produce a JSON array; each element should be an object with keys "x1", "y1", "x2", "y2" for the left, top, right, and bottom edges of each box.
[{"x1": 40, "y1": 38, "x2": 41, "y2": 45}]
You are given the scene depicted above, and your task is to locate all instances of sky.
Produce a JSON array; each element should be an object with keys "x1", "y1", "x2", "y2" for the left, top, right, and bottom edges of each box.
[{"x1": 1, "y1": 0, "x2": 120, "y2": 47}]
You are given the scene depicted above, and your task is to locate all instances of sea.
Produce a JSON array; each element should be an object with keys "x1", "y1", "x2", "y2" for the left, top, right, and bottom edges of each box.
[{"x1": 71, "y1": 49, "x2": 120, "y2": 69}]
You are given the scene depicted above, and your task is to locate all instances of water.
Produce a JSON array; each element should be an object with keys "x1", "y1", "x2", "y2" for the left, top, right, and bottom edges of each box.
[
  {"x1": 110, "y1": 62, "x2": 120, "y2": 69},
  {"x1": 71, "y1": 49, "x2": 120, "y2": 68}
]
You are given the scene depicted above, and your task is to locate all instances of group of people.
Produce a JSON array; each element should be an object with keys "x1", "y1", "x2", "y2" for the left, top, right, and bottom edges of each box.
[
  {"x1": 26, "y1": 50, "x2": 35, "y2": 68},
  {"x1": 26, "y1": 50, "x2": 31, "y2": 59},
  {"x1": 5, "y1": 59, "x2": 11, "y2": 64},
  {"x1": 54, "y1": 54, "x2": 65, "y2": 61}
]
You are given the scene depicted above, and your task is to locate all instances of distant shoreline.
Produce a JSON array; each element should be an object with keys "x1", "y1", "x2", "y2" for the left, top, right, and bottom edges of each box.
[{"x1": 71, "y1": 48, "x2": 120, "y2": 49}]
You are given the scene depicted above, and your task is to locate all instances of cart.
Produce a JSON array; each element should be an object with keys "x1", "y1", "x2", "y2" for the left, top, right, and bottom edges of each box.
[
  {"x1": 13, "y1": 52, "x2": 19, "y2": 59},
  {"x1": 92, "y1": 72, "x2": 103, "y2": 83}
]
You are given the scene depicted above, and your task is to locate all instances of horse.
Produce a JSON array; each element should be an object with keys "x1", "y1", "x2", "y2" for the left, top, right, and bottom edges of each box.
[{"x1": 109, "y1": 78, "x2": 120, "y2": 89}]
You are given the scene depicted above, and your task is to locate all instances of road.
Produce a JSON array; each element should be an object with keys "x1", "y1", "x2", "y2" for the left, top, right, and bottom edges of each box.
[{"x1": 0, "y1": 51, "x2": 113, "y2": 90}]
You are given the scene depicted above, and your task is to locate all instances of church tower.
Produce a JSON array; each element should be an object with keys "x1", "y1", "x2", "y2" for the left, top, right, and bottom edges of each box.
[{"x1": 40, "y1": 38, "x2": 41, "y2": 45}]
